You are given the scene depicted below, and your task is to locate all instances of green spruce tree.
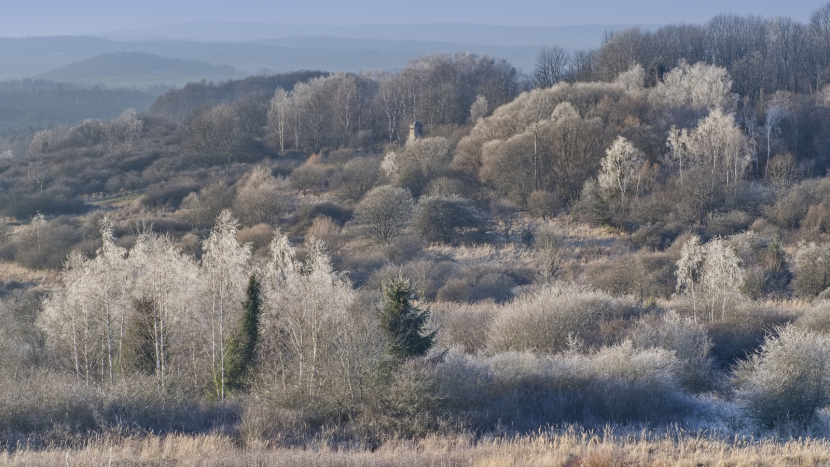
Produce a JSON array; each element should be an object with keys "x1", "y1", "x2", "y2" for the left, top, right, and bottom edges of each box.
[
  {"x1": 224, "y1": 274, "x2": 262, "y2": 393},
  {"x1": 377, "y1": 276, "x2": 436, "y2": 362}
]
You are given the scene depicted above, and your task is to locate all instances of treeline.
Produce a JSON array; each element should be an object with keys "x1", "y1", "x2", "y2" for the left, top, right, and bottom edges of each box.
[
  {"x1": 149, "y1": 71, "x2": 327, "y2": 121},
  {"x1": 0, "y1": 80, "x2": 155, "y2": 133},
  {"x1": 153, "y1": 54, "x2": 520, "y2": 155},
  {"x1": 538, "y1": 5, "x2": 830, "y2": 98}
]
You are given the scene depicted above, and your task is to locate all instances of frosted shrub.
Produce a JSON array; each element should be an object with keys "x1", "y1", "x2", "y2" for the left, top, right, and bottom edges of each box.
[
  {"x1": 440, "y1": 342, "x2": 687, "y2": 429},
  {"x1": 631, "y1": 310, "x2": 713, "y2": 391},
  {"x1": 487, "y1": 283, "x2": 639, "y2": 354},
  {"x1": 733, "y1": 325, "x2": 830, "y2": 428},
  {"x1": 430, "y1": 301, "x2": 496, "y2": 354},
  {"x1": 796, "y1": 300, "x2": 830, "y2": 333},
  {"x1": 792, "y1": 241, "x2": 830, "y2": 297}
]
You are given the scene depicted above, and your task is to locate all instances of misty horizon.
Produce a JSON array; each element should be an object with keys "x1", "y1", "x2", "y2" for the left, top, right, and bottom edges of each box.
[{"x1": 1, "y1": 0, "x2": 816, "y2": 38}]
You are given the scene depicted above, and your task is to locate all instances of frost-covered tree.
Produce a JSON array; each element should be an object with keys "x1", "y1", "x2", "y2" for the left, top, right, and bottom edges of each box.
[
  {"x1": 129, "y1": 231, "x2": 200, "y2": 392},
  {"x1": 666, "y1": 108, "x2": 752, "y2": 184},
  {"x1": 700, "y1": 238, "x2": 746, "y2": 321},
  {"x1": 792, "y1": 241, "x2": 830, "y2": 297},
  {"x1": 201, "y1": 210, "x2": 251, "y2": 400},
  {"x1": 260, "y1": 232, "x2": 360, "y2": 403},
  {"x1": 39, "y1": 220, "x2": 130, "y2": 384},
  {"x1": 676, "y1": 235, "x2": 705, "y2": 318},
  {"x1": 613, "y1": 63, "x2": 646, "y2": 93},
  {"x1": 676, "y1": 236, "x2": 745, "y2": 322},
  {"x1": 330, "y1": 72, "x2": 358, "y2": 145},
  {"x1": 40, "y1": 250, "x2": 103, "y2": 383},
  {"x1": 232, "y1": 166, "x2": 286, "y2": 226},
  {"x1": 267, "y1": 87, "x2": 290, "y2": 153},
  {"x1": 598, "y1": 136, "x2": 644, "y2": 202},
  {"x1": 354, "y1": 185, "x2": 415, "y2": 245},
  {"x1": 105, "y1": 108, "x2": 143, "y2": 150},
  {"x1": 90, "y1": 218, "x2": 129, "y2": 383},
  {"x1": 650, "y1": 60, "x2": 734, "y2": 113},
  {"x1": 469, "y1": 94, "x2": 489, "y2": 122}
]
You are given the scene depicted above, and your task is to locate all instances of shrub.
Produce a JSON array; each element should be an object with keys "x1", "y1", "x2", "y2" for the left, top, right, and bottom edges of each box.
[
  {"x1": 631, "y1": 310, "x2": 713, "y2": 391},
  {"x1": 733, "y1": 325, "x2": 830, "y2": 428},
  {"x1": 487, "y1": 283, "x2": 640, "y2": 354},
  {"x1": 336, "y1": 156, "x2": 380, "y2": 202},
  {"x1": 232, "y1": 167, "x2": 289, "y2": 226},
  {"x1": 353, "y1": 186, "x2": 415, "y2": 245},
  {"x1": 430, "y1": 302, "x2": 496, "y2": 354},
  {"x1": 533, "y1": 223, "x2": 568, "y2": 283},
  {"x1": 411, "y1": 195, "x2": 484, "y2": 244},
  {"x1": 437, "y1": 343, "x2": 688, "y2": 429},
  {"x1": 290, "y1": 162, "x2": 334, "y2": 194},
  {"x1": 435, "y1": 267, "x2": 517, "y2": 304},
  {"x1": 526, "y1": 190, "x2": 561, "y2": 219},
  {"x1": 706, "y1": 302, "x2": 795, "y2": 367},
  {"x1": 796, "y1": 300, "x2": 830, "y2": 333},
  {"x1": 587, "y1": 250, "x2": 676, "y2": 300},
  {"x1": 791, "y1": 241, "x2": 830, "y2": 297},
  {"x1": 178, "y1": 182, "x2": 234, "y2": 228},
  {"x1": 14, "y1": 215, "x2": 83, "y2": 269}
]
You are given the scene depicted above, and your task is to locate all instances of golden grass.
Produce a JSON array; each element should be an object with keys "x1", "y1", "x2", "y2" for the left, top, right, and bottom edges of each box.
[
  {"x1": 0, "y1": 261, "x2": 57, "y2": 285},
  {"x1": 4, "y1": 430, "x2": 830, "y2": 467},
  {"x1": 87, "y1": 192, "x2": 144, "y2": 208}
]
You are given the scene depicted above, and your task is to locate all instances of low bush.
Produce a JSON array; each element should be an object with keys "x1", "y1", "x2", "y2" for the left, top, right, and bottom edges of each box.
[
  {"x1": 437, "y1": 343, "x2": 689, "y2": 430},
  {"x1": 486, "y1": 284, "x2": 641, "y2": 354},
  {"x1": 733, "y1": 325, "x2": 830, "y2": 429},
  {"x1": 631, "y1": 310, "x2": 713, "y2": 392}
]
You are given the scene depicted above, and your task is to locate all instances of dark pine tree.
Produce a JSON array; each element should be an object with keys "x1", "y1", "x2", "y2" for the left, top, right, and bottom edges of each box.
[
  {"x1": 224, "y1": 274, "x2": 262, "y2": 392},
  {"x1": 377, "y1": 276, "x2": 436, "y2": 362}
]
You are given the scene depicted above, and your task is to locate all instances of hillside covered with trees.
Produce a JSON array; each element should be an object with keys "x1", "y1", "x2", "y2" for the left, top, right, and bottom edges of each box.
[{"x1": 7, "y1": 4, "x2": 830, "y2": 464}]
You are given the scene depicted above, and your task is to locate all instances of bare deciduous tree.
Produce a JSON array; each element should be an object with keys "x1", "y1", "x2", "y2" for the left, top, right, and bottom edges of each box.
[
  {"x1": 533, "y1": 46, "x2": 570, "y2": 88},
  {"x1": 354, "y1": 185, "x2": 415, "y2": 245}
]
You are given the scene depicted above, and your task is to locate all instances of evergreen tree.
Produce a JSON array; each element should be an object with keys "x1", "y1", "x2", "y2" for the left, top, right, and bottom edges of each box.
[
  {"x1": 224, "y1": 274, "x2": 262, "y2": 392},
  {"x1": 377, "y1": 276, "x2": 436, "y2": 362}
]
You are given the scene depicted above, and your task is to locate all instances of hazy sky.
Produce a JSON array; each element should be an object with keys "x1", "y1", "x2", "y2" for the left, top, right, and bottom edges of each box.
[{"x1": 3, "y1": 0, "x2": 821, "y2": 37}]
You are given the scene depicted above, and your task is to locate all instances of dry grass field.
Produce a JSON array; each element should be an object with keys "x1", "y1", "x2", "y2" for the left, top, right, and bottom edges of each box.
[{"x1": 4, "y1": 430, "x2": 830, "y2": 467}]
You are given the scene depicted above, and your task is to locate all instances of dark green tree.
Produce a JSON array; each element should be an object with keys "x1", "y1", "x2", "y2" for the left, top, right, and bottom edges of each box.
[
  {"x1": 377, "y1": 276, "x2": 436, "y2": 362},
  {"x1": 223, "y1": 274, "x2": 262, "y2": 393},
  {"x1": 121, "y1": 297, "x2": 163, "y2": 375}
]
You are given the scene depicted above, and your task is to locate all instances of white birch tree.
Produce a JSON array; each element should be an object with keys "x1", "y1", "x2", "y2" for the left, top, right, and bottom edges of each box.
[
  {"x1": 129, "y1": 232, "x2": 200, "y2": 393},
  {"x1": 598, "y1": 136, "x2": 644, "y2": 202},
  {"x1": 676, "y1": 236, "x2": 745, "y2": 322},
  {"x1": 201, "y1": 210, "x2": 251, "y2": 400},
  {"x1": 260, "y1": 232, "x2": 360, "y2": 404}
]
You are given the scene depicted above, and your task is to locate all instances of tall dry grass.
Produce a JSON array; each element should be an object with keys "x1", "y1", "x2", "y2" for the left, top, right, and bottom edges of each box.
[{"x1": 4, "y1": 429, "x2": 830, "y2": 467}]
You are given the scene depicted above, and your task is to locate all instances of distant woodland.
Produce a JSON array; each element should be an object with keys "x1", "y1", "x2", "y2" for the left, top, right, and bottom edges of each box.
[{"x1": 6, "y1": 5, "x2": 830, "y2": 459}]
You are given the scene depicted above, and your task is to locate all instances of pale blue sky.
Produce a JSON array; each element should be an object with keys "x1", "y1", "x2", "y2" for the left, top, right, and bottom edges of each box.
[{"x1": 2, "y1": 0, "x2": 821, "y2": 37}]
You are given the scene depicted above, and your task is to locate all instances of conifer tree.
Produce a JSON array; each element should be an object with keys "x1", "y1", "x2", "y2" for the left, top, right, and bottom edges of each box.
[
  {"x1": 377, "y1": 276, "x2": 436, "y2": 362},
  {"x1": 224, "y1": 274, "x2": 262, "y2": 392}
]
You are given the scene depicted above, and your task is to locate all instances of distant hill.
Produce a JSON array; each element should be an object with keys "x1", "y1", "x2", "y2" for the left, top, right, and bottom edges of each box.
[
  {"x1": 37, "y1": 51, "x2": 238, "y2": 85},
  {"x1": 100, "y1": 21, "x2": 647, "y2": 49}
]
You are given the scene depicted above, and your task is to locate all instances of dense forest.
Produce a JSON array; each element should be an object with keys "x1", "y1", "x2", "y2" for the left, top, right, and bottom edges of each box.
[{"x1": 8, "y1": 5, "x2": 830, "y2": 463}]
